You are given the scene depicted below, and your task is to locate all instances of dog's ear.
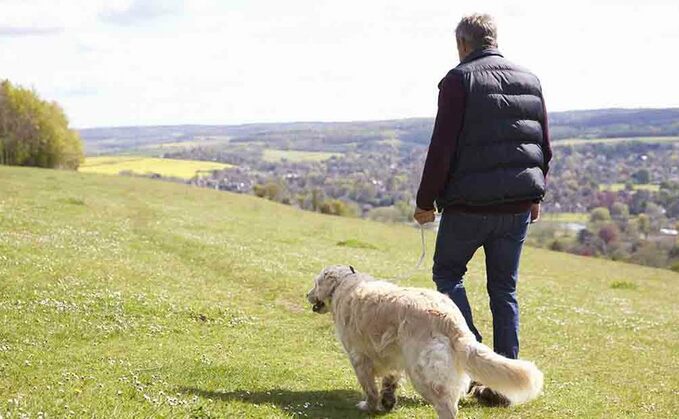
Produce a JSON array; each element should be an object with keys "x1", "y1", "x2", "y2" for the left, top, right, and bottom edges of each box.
[{"x1": 349, "y1": 265, "x2": 355, "y2": 274}]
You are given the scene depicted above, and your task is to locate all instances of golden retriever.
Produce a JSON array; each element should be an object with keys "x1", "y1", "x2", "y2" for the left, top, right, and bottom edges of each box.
[{"x1": 306, "y1": 265, "x2": 543, "y2": 419}]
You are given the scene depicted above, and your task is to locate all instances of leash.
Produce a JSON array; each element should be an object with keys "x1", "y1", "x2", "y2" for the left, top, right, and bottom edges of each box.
[{"x1": 390, "y1": 223, "x2": 427, "y2": 282}]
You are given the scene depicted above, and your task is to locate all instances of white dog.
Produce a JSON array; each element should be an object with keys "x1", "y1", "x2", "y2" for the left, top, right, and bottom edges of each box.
[{"x1": 307, "y1": 265, "x2": 543, "y2": 419}]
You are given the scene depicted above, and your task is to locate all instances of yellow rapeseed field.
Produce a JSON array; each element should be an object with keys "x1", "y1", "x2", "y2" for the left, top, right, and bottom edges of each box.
[{"x1": 79, "y1": 156, "x2": 232, "y2": 179}]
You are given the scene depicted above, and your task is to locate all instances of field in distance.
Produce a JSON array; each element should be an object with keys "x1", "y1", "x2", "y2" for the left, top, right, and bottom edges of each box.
[
  {"x1": 262, "y1": 148, "x2": 341, "y2": 162},
  {"x1": 599, "y1": 183, "x2": 661, "y2": 192},
  {"x1": 552, "y1": 136, "x2": 679, "y2": 147},
  {"x1": 79, "y1": 156, "x2": 233, "y2": 179}
]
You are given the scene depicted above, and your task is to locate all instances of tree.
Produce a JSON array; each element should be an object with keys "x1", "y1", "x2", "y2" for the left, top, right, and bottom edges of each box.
[
  {"x1": 637, "y1": 214, "x2": 651, "y2": 239},
  {"x1": 0, "y1": 80, "x2": 83, "y2": 169},
  {"x1": 311, "y1": 188, "x2": 324, "y2": 212},
  {"x1": 577, "y1": 228, "x2": 595, "y2": 245},
  {"x1": 629, "y1": 190, "x2": 651, "y2": 214},
  {"x1": 589, "y1": 207, "x2": 611, "y2": 223},
  {"x1": 610, "y1": 202, "x2": 630, "y2": 221},
  {"x1": 631, "y1": 169, "x2": 650, "y2": 184},
  {"x1": 598, "y1": 224, "x2": 620, "y2": 245}
]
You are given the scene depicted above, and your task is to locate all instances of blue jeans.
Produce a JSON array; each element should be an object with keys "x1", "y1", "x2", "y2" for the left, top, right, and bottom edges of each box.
[{"x1": 433, "y1": 210, "x2": 531, "y2": 359}]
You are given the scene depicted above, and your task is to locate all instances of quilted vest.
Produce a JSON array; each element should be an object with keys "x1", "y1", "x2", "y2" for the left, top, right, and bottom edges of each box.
[{"x1": 436, "y1": 48, "x2": 547, "y2": 208}]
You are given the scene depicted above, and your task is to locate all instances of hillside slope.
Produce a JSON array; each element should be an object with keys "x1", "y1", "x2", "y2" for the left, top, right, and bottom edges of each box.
[{"x1": 1, "y1": 166, "x2": 677, "y2": 418}]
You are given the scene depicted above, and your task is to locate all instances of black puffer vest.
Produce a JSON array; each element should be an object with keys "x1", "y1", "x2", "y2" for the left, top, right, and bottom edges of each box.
[{"x1": 436, "y1": 48, "x2": 547, "y2": 208}]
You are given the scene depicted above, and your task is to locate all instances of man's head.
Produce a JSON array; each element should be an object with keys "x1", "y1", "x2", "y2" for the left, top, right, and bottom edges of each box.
[{"x1": 455, "y1": 14, "x2": 498, "y2": 61}]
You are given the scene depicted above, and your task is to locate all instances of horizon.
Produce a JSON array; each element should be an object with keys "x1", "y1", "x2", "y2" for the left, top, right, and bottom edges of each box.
[
  {"x1": 2, "y1": 0, "x2": 678, "y2": 128},
  {"x1": 76, "y1": 106, "x2": 679, "y2": 131}
]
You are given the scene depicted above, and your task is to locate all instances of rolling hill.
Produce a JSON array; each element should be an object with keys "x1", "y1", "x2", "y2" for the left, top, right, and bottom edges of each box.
[
  {"x1": 79, "y1": 108, "x2": 679, "y2": 155},
  {"x1": 0, "y1": 166, "x2": 677, "y2": 418}
]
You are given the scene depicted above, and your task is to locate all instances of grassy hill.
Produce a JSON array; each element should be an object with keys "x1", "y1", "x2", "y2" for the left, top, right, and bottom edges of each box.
[{"x1": 1, "y1": 166, "x2": 677, "y2": 418}]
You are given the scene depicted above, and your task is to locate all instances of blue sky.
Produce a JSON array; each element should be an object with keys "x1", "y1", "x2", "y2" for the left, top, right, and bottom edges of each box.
[{"x1": 1, "y1": 0, "x2": 677, "y2": 128}]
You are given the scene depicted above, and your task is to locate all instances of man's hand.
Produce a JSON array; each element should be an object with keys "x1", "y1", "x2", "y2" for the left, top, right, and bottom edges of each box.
[
  {"x1": 530, "y1": 203, "x2": 541, "y2": 223},
  {"x1": 414, "y1": 207, "x2": 436, "y2": 225}
]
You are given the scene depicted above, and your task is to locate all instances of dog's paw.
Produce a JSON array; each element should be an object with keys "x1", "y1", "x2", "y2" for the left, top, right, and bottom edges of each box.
[
  {"x1": 356, "y1": 400, "x2": 371, "y2": 411},
  {"x1": 380, "y1": 394, "x2": 397, "y2": 411},
  {"x1": 356, "y1": 400, "x2": 383, "y2": 413}
]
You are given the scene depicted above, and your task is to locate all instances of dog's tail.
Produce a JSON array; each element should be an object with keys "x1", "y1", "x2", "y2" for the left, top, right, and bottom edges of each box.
[
  {"x1": 459, "y1": 338, "x2": 543, "y2": 405},
  {"x1": 431, "y1": 309, "x2": 543, "y2": 404}
]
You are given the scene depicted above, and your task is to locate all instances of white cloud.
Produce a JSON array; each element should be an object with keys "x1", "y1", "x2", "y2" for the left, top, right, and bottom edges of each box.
[
  {"x1": 99, "y1": 0, "x2": 184, "y2": 26},
  {"x1": 0, "y1": 0, "x2": 677, "y2": 128},
  {"x1": 0, "y1": 26, "x2": 63, "y2": 36}
]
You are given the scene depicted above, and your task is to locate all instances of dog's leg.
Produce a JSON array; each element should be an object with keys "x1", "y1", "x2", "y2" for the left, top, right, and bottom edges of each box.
[
  {"x1": 458, "y1": 373, "x2": 472, "y2": 400},
  {"x1": 350, "y1": 354, "x2": 380, "y2": 412},
  {"x1": 434, "y1": 399, "x2": 459, "y2": 419},
  {"x1": 438, "y1": 370, "x2": 468, "y2": 419},
  {"x1": 380, "y1": 373, "x2": 401, "y2": 412},
  {"x1": 404, "y1": 337, "x2": 464, "y2": 419}
]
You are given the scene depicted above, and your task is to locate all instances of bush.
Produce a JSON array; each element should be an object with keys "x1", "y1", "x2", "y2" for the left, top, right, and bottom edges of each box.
[
  {"x1": 610, "y1": 247, "x2": 630, "y2": 261},
  {"x1": 367, "y1": 206, "x2": 409, "y2": 223},
  {"x1": 671, "y1": 261, "x2": 679, "y2": 273},
  {"x1": 320, "y1": 199, "x2": 358, "y2": 217},
  {"x1": 610, "y1": 281, "x2": 638, "y2": 290},
  {"x1": 253, "y1": 182, "x2": 284, "y2": 202},
  {"x1": 549, "y1": 239, "x2": 566, "y2": 252},
  {"x1": 630, "y1": 242, "x2": 667, "y2": 267}
]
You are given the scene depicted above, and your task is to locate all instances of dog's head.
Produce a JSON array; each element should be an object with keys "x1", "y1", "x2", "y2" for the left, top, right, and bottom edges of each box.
[{"x1": 306, "y1": 265, "x2": 356, "y2": 314}]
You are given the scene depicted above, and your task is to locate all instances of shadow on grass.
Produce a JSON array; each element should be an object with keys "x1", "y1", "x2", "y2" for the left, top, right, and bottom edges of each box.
[{"x1": 179, "y1": 386, "x2": 429, "y2": 418}]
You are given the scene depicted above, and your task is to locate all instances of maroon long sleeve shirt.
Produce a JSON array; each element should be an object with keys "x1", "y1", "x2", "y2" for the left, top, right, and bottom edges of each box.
[{"x1": 416, "y1": 74, "x2": 552, "y2": 213}]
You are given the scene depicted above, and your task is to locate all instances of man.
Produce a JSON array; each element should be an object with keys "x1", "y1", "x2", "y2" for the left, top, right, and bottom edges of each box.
[{"x1": 414, "y1": 14, "x2": 552, "y2": 405}]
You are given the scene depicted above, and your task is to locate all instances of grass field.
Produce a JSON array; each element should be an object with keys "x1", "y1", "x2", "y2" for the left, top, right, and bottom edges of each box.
[
  {"x1": 1, "y1": 166, "x2": 677, "y2": 418},
  {"x1": 79, "y1": 156, "x2": 233, "y2": 179},
  {"x1": 599, "y1": 183, "x2": 661, "y2": 192},
  {"x1": 553, "y1": 136, "x2": 679, "y2": 147},
  {"x1": 542, "y1": 212, "x2": 589, "y2": 223},
  {"x1": 262, "y1": 149, "x2": 341, "y2": 162}
]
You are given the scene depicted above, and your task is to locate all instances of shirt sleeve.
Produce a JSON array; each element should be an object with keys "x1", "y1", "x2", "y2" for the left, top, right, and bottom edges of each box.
[
  {"x1": 541, "y1": 96, "x2": 552, "y2": 178},
  {"x1": 416, "y1": 73, "x2": 466, "y2": 211}
]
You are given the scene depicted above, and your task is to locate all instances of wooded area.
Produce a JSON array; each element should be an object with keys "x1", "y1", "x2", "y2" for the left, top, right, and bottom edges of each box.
[{"x1": 0, "y1": 80, "x2": 83, "y2": 169}]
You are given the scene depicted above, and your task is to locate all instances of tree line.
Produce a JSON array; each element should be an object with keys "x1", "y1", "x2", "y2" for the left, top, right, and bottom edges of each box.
[{"x1": 0, "y1": 79, "x2": 83, "y2": 169}]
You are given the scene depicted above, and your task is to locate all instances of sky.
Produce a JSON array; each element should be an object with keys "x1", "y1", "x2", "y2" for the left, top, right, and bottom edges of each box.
[{"x1": 0, "y1": 0, "x2": 678, "y2": 128}]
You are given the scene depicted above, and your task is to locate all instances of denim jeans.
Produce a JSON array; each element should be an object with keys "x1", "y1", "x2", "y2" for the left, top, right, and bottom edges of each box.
[{"x1": 432, "y1": 210, "x2": 531, "y2": 359}]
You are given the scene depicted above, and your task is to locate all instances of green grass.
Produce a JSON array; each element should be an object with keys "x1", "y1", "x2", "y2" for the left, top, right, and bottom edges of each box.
[
  {"x1": 610, "y1": 281, "x2": 638, "y2": 290},
  {"x1": 1, "y1": 165, "x2": 678, "y2": 418},
  {"x1": 79, "y1": 156, "x2": 233, "y2": 179},
  {"x1": 262, "y1": 149, "x2": 341, "y2": 162}
]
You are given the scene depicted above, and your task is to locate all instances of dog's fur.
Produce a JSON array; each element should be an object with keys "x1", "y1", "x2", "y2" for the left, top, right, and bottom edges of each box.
[{"x1": 307, "y1": 265, "x2": 543, "y2": 419}]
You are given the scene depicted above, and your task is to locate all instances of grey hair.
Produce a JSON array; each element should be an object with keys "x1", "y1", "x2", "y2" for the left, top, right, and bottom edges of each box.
[{"x1": 455, "y1": 13, "x2": 498, "y2": 49}]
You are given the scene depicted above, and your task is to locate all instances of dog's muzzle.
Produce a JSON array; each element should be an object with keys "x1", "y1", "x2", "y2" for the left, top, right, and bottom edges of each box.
[{"x1": 312, "y1": 301, "x2": 325, "y2": 312}]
